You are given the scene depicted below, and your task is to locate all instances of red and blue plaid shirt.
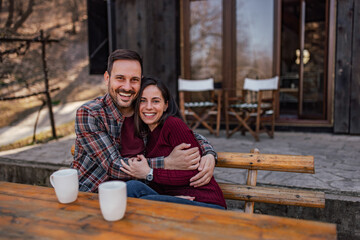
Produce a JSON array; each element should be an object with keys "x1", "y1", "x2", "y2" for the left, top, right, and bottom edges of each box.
[{"x1": 71, "y1": 94, "x2": 216, "y2": 192}]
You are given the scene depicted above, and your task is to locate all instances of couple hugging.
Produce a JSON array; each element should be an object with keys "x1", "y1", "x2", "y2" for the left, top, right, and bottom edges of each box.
[{"x1": 71, "y1": 49, "x2": 226, "y2": 209}]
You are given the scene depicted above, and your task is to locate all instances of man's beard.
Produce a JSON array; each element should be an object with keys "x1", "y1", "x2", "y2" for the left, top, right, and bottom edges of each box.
[{"x1": 109, "y1": 86, "x2": 137, "y2": 109}]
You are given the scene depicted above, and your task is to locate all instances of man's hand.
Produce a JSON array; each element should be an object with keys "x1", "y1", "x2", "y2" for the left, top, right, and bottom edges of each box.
[
  {"x1": 120, "y1": 155, "x2": 151, "y2": 179},
  {"x1": 164, "y1": 143, "x2": 200, "y2": 170},
  {"x1": 190, "y1": 154, "x2": 215, "y2": 187}
]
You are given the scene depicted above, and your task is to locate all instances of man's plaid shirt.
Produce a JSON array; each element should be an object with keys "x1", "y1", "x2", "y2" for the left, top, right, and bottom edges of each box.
[{"x1": 71, "y1": 93, "x2": 216, "y2": 192}]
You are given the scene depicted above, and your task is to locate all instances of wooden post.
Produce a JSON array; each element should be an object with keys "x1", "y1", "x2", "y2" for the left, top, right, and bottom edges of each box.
[
  {"x1": 40, "y1": 30, "x2": 57, "y2": 139},
  {"x1": 244, "y1": 148, "x2": 259, "y2": 213}
]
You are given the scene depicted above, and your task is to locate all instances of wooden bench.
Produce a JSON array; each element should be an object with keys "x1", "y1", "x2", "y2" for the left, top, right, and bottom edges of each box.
[
  {"x1": 217, "y1": 149, "x2": 325, "y2": 213},
  {"x1": 70, "y1": 146, "x2": 325, "y2": 213}
]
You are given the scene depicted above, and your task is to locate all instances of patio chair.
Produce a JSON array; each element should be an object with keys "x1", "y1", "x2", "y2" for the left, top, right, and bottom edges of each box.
[
  {"x1": 224, "y1": 76, "x2": 279, "y2": 141},
  {"x1": 178, "y1": 77, "x2": 222, "y2": 136}
]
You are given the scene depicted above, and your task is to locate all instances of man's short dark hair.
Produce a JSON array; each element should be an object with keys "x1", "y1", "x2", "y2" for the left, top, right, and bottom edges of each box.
[{"x1": 107, "y1": 49, "x2": 143, "y2": 75}]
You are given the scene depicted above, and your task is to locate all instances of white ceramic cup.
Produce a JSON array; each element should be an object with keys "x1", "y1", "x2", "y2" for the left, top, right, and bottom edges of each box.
[
  {"x1": 50, "y1": 169, "x2": 79, "y2": 204},
  {"x1": 98, "y1": 181, "x2": 127, "y2": 221}
]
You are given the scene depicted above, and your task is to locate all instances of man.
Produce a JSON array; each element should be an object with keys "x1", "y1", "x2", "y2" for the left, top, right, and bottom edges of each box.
[{"x1": 71, "y1": 49, "x2": 217, "y2": 192}]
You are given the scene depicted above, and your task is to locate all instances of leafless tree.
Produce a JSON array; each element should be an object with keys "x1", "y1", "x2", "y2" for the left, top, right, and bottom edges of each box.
[
  {"x1": 65, "y1": 0, "x2": 80, "y2": 34},
  {"x1": 2, "y1": 0, "x2": 35, "y2": 34},
  {"x1": 0, "y1": 0, "x2": 4, "y2": 12}
]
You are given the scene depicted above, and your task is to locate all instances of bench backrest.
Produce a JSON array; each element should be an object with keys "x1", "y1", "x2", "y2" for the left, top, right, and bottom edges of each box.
[
  {"x1": 216, "y1": 149, "x2": 323, "y2": 213},
  {"x1": 217, "y1": 151, "x2": 314, "y2": 173},
  {"x1": 70, "y1": 145, "x2": 324, "y2": 213}
]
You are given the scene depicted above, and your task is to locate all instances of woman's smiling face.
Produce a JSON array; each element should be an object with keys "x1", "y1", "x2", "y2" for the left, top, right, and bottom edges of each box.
[{"x1": 139, "y1": 85, "x2": 168, "y2": 131}]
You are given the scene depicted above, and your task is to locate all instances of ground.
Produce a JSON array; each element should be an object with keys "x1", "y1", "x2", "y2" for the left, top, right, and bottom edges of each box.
[{"x1": 0, "y1": 1, "x2": 106, "y2": 129}]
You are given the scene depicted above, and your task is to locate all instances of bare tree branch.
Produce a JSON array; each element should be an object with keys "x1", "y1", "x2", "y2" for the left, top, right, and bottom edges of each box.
[
  {"x1": 5, "y1": 0, "x2": 15, "y2": 28},
  {"x1": 12, "y1": 0, "x2": 35, "y2": 32}
]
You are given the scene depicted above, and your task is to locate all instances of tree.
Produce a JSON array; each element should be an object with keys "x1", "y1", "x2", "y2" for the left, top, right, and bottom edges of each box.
[
  {"x1": 67, "y1": 0, "x2": 80, "y2": 34},
  {"x1": 2, "y1": 0, "x2": 35, "y2": 34}
]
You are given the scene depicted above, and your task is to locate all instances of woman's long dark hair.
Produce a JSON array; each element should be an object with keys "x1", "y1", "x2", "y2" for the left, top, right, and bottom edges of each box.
[{"x1": 134, "y1": 76, "x2": 183, "y2": 138}]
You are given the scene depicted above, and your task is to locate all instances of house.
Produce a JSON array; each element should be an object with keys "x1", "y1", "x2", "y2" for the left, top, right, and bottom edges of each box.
[{"x1": 87, "y1": 0, "x2": 360, "y2": 134}]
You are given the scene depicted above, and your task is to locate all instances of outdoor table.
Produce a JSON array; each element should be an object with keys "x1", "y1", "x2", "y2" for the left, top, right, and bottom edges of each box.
[{"x1": 0, "y1": 181, "x2": 336, "y2": 239}]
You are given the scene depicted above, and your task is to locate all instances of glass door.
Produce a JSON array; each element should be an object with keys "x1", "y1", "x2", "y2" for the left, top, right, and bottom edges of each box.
[
  {"x1": 236, "y1": 0, "x2": 275, "y2": 91},
  {"x1": 182, "y1": 0, "x2": 334, "y2": 125},
  {"x1": 280, "y1": 0, "x2": 327, "y2": 120},
  {"x1": 189, "y1": 0, "x2": 223, "y2": 84}
]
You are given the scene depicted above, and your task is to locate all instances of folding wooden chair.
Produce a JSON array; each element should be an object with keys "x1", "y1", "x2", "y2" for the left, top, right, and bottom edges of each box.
[
  {"x1": 224, "y1": 76, "x2": 278, "y2": 141},
  {"x1": 178, "y1": 77, "x2": 222, "y2": 136}
]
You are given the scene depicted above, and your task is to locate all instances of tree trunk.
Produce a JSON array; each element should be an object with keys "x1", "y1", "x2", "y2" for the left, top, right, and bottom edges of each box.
[
  {"x1": 70, "y1": 0, "x2": 79, "y2": 34},
  {"x1": 12, "y1": 0, "x2": 35, "y2": 32},
  {"x1": 5, "y1": 0, "x2": 14, "y2": 28}
]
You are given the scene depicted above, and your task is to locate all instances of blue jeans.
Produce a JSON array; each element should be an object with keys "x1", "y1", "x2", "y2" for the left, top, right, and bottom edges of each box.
[{"x1": 126, "y1": 180, "x2": 225, "y2": 210}]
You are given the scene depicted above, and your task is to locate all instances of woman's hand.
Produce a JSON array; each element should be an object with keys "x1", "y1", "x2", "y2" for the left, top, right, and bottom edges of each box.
[
  {"x1": 120, "y1": 155, "x2": 151, "y2": 179},
  {"x1": 190, "y1": 153, "x2": 215, "y2": 187}
]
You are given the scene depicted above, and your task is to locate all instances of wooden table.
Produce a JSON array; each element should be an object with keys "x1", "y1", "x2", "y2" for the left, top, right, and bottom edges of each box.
[{"x1": 0, "y1": 181, "x2": 336, "y2": 240}]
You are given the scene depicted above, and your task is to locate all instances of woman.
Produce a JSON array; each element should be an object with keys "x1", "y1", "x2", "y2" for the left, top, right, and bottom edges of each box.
[{"x1": 120, "y1": 77, "x2": 226, "y2": 209}]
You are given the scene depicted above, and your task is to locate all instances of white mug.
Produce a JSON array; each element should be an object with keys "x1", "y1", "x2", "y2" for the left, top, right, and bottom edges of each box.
[
  {"x1": 98, "y1": 181, "x2": 127, "y2": 221},
  {"x1": 50, "y1": 168, "x2": 79, "y2": 204}
]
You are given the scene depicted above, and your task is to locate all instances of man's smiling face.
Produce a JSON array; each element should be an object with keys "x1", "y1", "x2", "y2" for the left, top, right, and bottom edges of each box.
[{"x1": 104, "y1": 59, "x2": 142, "y2": 115}]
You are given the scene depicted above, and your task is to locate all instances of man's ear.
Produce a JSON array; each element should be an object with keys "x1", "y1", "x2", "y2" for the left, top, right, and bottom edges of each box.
[{"x1": 104, "y1": 71, "x2": 110, "y2": 86}]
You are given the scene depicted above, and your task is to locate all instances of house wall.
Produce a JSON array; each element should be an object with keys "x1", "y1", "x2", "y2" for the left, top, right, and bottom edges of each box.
[
  {"x1": 334, "y1": 0, "x2": 360, "y2": 134},
  {"x1": 87, "y1": 0, "x2": 360, "y2": 133},
  {"x1": 114, "y1": 0, "x2": 180, "y2": 98}
]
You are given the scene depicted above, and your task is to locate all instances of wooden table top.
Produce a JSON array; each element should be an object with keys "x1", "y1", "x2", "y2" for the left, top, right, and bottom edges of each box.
[{"x1": 0, "y1": 181, "x2": 336, "y2": 240}]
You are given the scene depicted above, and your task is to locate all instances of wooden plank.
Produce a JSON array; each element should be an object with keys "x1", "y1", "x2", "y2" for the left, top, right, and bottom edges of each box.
[
  {"x1": 114, "y1": 1, "x2": 179, "y2": 100},
  {"x1": 218, "y1": 183, "x2": 325, "y2": 208},
  {"x1": 222, "y1": 0, "x2": 237, "y2": 90},
  {"x1": 350, "y1": 0, "x2": 360, "y2": 134},
  {"x1": 244, "y1": 168, "x2": 257, "y2": 213},
  {"x1": 71, "y1": 146, "x2": 315, "y2": 174},
  {"x1": 217, "y1": 152, "x2": 314, "y2": 173},
  {"x1": 327, "y1": 0, "x2": 336, "y2": 124},
  {"x1": 334, "y1": 0, "x2": 354, "y2": 133},
  {"x1": 180, "y1": 0, "x2": 191, "y2": 79},
  {"x1": 143, "y1": 0, "x2": 179, "y2": 99},
  {"x1": 244, "y1": 148, "x2": 259, "y2": 213},
  {"x1": 115, "y1": 0, "x2": 137, "y2": 50},
  {"x1": 0, "y1": 182, "x2": 336, "y2": 240}
]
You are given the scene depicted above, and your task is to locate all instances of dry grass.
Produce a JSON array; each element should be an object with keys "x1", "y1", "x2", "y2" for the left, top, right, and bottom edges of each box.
[
  {"x1": 0, "y1": 97, "x2": 44, "y2": 128},
  {"x1": 0, "y1": 120, "x2": 75, "y2": 152}
]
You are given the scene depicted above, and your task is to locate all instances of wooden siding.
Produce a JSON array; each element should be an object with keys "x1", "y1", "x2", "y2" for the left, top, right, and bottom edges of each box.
[
  {"x1": 334, "y1": 0, "x2": 360, "y2": 134},
  {"x1": 115, "y1": 0, "x2": 179, "y2": 98},
  {"x1": 350, "y1": 0, "x2": 360, "y2": 134}
]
